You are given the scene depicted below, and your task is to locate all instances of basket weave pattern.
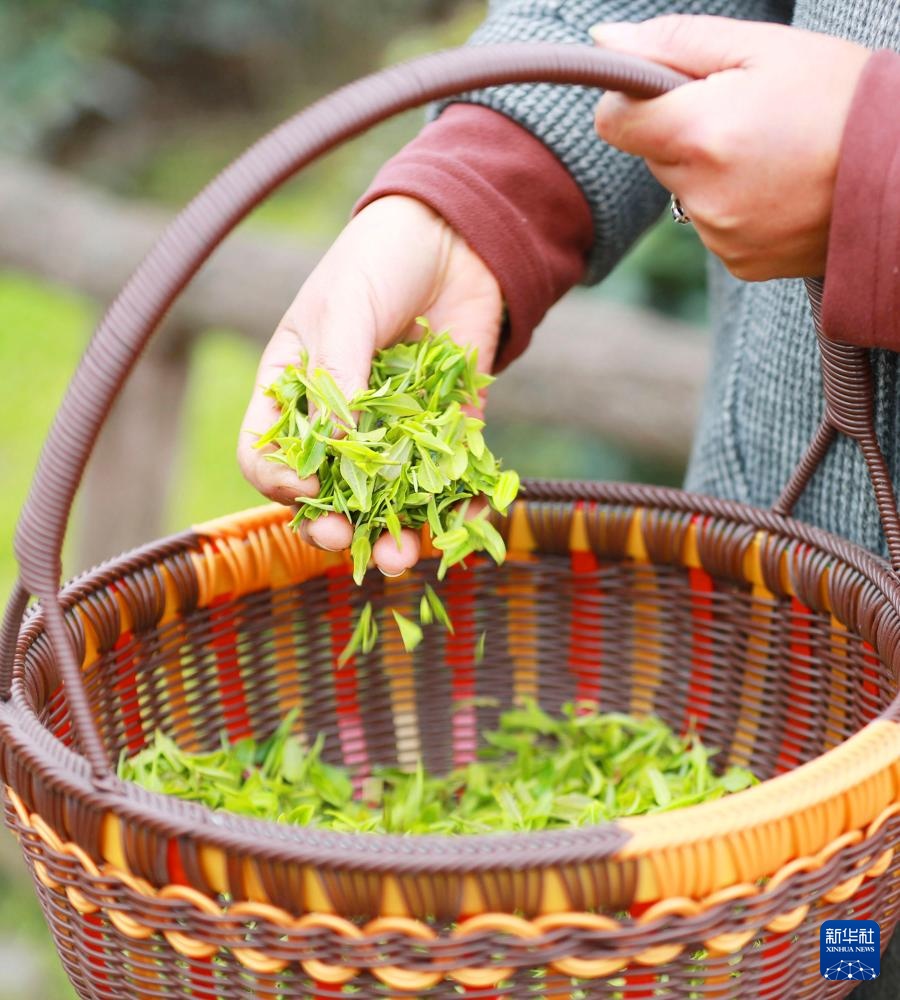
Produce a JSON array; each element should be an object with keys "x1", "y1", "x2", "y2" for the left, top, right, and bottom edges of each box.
[
  {"x1": 3, "y1": 497, "x2": 899, "y2": 996},
  {"x1": 1, "y1": 44, "x2": 899, "y2": 999}
]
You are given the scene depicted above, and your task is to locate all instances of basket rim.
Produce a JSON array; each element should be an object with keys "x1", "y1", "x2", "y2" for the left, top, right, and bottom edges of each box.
[{"x1": 4, "y1": 479, "x2": 900, "y2": 876}]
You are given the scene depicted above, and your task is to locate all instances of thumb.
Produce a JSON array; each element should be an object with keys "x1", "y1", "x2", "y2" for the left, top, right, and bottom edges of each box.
[{"x1": 590, "y1": 14, "x2": 770, "y2": 78}]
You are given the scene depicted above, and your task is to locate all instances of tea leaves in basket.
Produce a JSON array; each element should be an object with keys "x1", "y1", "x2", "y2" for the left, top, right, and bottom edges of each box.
[{"x1": 120, "y1": 703, "x2": 758, "y2": 834}]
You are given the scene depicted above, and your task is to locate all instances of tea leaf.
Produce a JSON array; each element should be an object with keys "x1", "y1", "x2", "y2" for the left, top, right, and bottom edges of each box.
[
  {"x1": 424, "y1": 585, "x2": 453, "y2": 633},
  {"x1": 259, "y1": 328, "x2": 523, "y2": 664},
  {"x1": 341, "y1": 454, "x2": 371, "y2": 513},
  {"x1": 311, "y1": 368, "x2": 355, "y2": 428},
  {"x1": 350, "y1": 528, "x2": 372, "y2": 586},
  {"x1": 392, "y1": 610, "x2": 423, "y2": 652},
  {"x1": 122, "y1": 703, "x2": 759, "y2": 836},
  {"x1": 492, "y1": 470, "x2": 521, "y2": 514}
]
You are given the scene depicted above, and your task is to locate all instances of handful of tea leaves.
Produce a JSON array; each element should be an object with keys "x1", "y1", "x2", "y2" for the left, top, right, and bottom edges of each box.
[
  {"x1": 120, "y1": 703, "x2": 758, "y2": 834},
  {"x1": 257, "y1": 322, "x2": 520, "y2": 586}
]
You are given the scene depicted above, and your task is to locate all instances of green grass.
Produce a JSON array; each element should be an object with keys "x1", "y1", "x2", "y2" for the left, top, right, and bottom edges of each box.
[
  {"x1": 0, "y1": 272, "x2": 95, "y2": 604},
  {"x1": 170, "y1": 328, "x2": 264, "y2": 526}
]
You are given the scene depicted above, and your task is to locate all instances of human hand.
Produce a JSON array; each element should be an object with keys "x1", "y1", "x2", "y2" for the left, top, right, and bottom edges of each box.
[
  {"x1": 592, "y1": 16, "x2": 871, "y2": 280},
  {"x1": 237, "y1": 194, "x2": 503, "y2": 575}
]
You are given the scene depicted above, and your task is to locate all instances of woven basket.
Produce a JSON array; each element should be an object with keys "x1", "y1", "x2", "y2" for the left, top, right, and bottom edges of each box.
[{"x1": 2, "y1": 46, "x2": 898, "y2": 999}]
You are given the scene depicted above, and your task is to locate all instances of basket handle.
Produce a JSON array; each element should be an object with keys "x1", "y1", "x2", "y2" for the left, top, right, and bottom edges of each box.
[
  {"x1": 5, "y1": 43, "x2": 895, "y2": 779},
  {"x1": 775, "y1": 278, "x2": 900, "y2": 571},
  {"x1": 2, "y1": 45, "x2": 691, "y2": 777}
]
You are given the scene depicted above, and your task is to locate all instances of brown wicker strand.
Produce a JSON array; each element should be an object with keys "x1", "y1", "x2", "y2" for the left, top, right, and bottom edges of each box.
[
  {"x1": 772, "y1": 419, "x2": 836, "y2": 517},
  {"x1": 0, "y1": 580, "x2": 29, "y2": 700}
]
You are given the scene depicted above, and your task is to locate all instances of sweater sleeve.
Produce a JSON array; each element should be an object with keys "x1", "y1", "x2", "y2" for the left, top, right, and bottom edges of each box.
[
  {"x1": 822, "y1": 49, "x2": 900, "y2": 351},
  {"x1": 355, "y1": 104, "x2": 594, "y2": 370}
]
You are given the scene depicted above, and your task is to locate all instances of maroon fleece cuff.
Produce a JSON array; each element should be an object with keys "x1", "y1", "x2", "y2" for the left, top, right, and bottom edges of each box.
[
  {"x1": 823, "y1": 49, "x2": 900, "y2": 350},
  {"x1": 354, "y1": 104, "x2": 594, "y2": 370}
]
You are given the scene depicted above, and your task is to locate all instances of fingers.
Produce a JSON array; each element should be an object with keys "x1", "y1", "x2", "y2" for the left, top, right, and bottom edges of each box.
[
  {"x1": 238, "y1": 327, "x2": 320, "y2": 505},
  {"x1": 591, "y1": 14, "x2": 776, "y2": 163},
  {"x1": 590, "y1": 15, "x2": 770, "y2": 77},
  {"x1": 292, "y1": 282, "x2": 376, "y2": 410},
  {"x1": 595, "y1": 81, "x2": 737, "y2": 166},
  {"x1": 301, "y1": 518, "x2": 421, "y2": 577},
  {"x1": 304, "y1": 513, "x2": 354, "y2": 552},
  {"x1": 372, "y1": 529, "x2": 421, "y2": 576}
]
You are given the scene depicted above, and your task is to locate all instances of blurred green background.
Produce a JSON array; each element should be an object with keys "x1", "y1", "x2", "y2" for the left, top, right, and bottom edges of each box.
[{"x1": 0, "y1": 2, "x2": 707, "y2": 995}]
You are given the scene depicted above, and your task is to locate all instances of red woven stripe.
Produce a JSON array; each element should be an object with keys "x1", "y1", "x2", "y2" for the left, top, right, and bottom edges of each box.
[
  {"x1": 326, "y1": 567, "x2": 369, "y2": 780},
  {"x1": 623, "y1": 969, "x2": 657, "y2": 997},
  {"x1": 82, "y1": 912, "x2": 109, "y2": 984},
  {"x1": 208, "y1": 594, "x2": 251, "y2": 742},
  {"x1": 445, "y1": 559, "x2": 480, "y2": 767},
  {"x1": 167, "y1": 838, "x2": 190, "y2": 887},
  {"x1": 112, "y1": 630, "x2": 144, "y2": 753},
  {"x1": 758, "y1": 931, "x2": 794, "y2": 997},
  {"x1": 570, "y1": 522, "x2": 602, "y2": 705},
  {"x1": 861, "y1": 641, "x2": 882, "y2": 710},
  {"x1": 775, "y1": 596, "x2": 814, "y2": 773},
  {"x1": 187, "y1": 957, "x2": 217, "y2": 1000},
  {"x1": 48, "y1": 684, "x2": 71, "y2": 743},
  {"x1": 686, "y1": 563, "x2": 714, "y2": 734}
]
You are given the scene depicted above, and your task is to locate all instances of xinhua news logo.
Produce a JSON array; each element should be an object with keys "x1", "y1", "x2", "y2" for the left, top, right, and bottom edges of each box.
[{"x1": 820, "y1": 920, "x2": 881, "y2": 980}]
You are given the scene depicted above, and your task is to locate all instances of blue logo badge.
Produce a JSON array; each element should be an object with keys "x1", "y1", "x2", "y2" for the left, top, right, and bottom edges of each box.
[{"x1": 820, "y1": 920, "x2": 880, "y2": 980}]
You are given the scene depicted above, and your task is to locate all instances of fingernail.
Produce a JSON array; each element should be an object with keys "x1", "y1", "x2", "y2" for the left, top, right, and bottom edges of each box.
[{"x1": 380, "y1": 568, "x2": 407, "y2": 579}]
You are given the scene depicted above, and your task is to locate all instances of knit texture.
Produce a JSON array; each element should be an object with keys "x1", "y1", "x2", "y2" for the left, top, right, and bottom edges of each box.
[
  {"x1": 437, "y1": 0, "x2": 792, "y2": 284},
  {"x1": 441, "y1": 0, "x2": 900, "y2": 561}
]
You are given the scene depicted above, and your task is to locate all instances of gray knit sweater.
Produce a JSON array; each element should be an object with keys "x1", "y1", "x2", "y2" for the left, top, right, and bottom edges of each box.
[{"x1": 451, "y1": 0, "x2": 900, "y2": 560}]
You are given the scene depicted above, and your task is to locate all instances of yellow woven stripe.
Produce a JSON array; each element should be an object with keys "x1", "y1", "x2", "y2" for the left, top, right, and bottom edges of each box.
[
  {"x1": 303, "y1": 866, "x2": 335, "y2": 913},
  {"x1": 568, "y1": 505, "x2": 590, "y2": 554},
  {"x1": 381, "y1": 580, "x2": 421, "y2": 771},
  {"x1": 380, "y1": 875, "x2": 411, "y2": 917},
  {"x1": 728, "y1": 532, "x2": 773, "y2": 768},
  {"x1": 198, "y1": 846, "x2": 228, "y2": 896},
  {"x1": 100, "y1": 814, "x2": 128, "y2": 872},
  {"x1": 617, "y1": 717, "x2": 900, "y2": 900},
  {"x1": 243, "y1": 858, "x2": 269, "y2": 903},
  {"x1": 504, "y1": 503, "x2": 538, "y2": 703},
  {"x1": 266, "y1": 586, "x2": 304, "y2": 733},
  {"x1": 155, "y1": 563, "x2": 204, "y2": 752},
  {"x1": 625, "y1": 510, "x2": 663, "y2": 715},
  {"x1": 507, "y1": 501, "x2": 536, "y2": 555}
]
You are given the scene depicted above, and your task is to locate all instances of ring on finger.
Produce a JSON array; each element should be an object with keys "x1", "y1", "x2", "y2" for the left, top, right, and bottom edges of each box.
[{"x1": 670, "y1": 194, "x2": 692, "y2": 225}]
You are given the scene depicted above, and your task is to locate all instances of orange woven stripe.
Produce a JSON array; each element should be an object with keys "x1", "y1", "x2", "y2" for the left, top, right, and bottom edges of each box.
[
  {"x1": 617, "y1": 718, "x2": 900, "y2": 899},
  {"x1": 729, "y1": 532, "x2": 772, "y2": 769},
  {"x1": 626, "y1": 511, "x2": 664, "y2": 716}
]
